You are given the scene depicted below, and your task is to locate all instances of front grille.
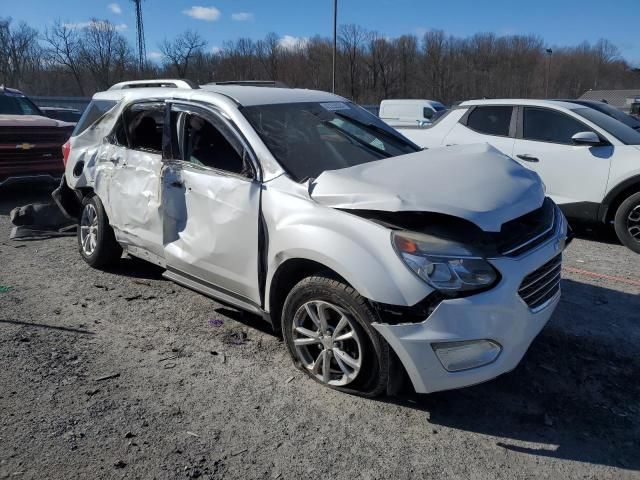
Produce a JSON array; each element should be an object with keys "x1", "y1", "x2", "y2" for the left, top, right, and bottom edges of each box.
[
  {"x1": 518, "y1": 254, "x2": 562, "y2": 310},
  {"x1": 496, "y1": 198, "x2": 557, "y2": 257},
  {"x1": 0, "y1": 126, "x2": 72, "y2": 144},
  {"x1": 0, "y1": 147, "x2": 62, "y2": 162}
]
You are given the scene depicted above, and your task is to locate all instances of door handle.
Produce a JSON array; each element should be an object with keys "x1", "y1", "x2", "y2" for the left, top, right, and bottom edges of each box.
[
  {"x1": 109, "y1": 157, "x2": 122, "y2": 165},
  {"x1": 516, "y1": 154, "x2": 539, "y2": 163},
  {"x1": 169, "y1": 180, "x2": 184, "y2": 188}
]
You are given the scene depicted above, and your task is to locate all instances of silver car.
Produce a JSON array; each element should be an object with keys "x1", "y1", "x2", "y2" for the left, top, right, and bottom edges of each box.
[{"x1": 56, "y1": 80, "x2": 570, "y2": 397}]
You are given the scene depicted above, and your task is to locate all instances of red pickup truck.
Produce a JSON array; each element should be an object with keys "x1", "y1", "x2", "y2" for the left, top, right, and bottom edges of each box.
[{"x1": 0, "y1": 86, "x2": 75, "y2": 187}]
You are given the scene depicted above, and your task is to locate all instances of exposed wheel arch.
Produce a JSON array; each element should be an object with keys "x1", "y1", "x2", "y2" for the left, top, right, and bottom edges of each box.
[
  {"x1": 600, "y1": 176, "x2": 640, "y2": 224},
  {"x1": 267, "y1": 258, "x2": 348, "y2": 335},
  {"x1": 269, "y1": 258, "x2": 408, "y2": 395}
]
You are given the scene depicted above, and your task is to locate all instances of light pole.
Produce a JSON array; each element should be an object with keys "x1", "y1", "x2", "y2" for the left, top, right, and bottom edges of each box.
[
  {"x1": 545, "y1": 48, "x2": 553, "y2": 98},
  {"x1": 332, "y1": 0, "x2": 337, "y2": 93}
]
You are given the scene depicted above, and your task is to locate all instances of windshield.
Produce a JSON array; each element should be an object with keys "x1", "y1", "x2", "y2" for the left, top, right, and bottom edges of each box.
[
  {"x1": 242, "y1": 101, "x2": 420, "y2": 181},
  {"x1": 588, "y1": 102, "x2": 640, "y2": 130},
  {"x1": 573, "y1": 107, "x2": 640, "y2": 145},
  {"x1": 0, "y1": 93, "x2": 42, "y2": 116}
]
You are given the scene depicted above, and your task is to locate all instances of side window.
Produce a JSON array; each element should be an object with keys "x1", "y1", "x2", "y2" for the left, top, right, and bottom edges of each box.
[
  {"x1": 72, "y1": 100, "x2": 118, "y2": 136},
  {"x1": 523, "y1": 107, "x2": 590, "y2": 145},
  {"x1": 180, "y1": 112, "x2": 250, "y2": 177},
  {"x1": 124, "y1": 103, "x2": 164, "y2": 153},
  {"x1": 423, "y1": 107, "x2": 434, "y2": 120},
  {"x1": 466, "y1": 106, "x2": 513, "y2": 136},
  {"x1": 106, "y1": 117, "x2": 128, "y2": 147}
]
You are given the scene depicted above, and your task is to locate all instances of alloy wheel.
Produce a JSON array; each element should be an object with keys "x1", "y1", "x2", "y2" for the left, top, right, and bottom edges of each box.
[
  {"x1": 80, "y1": 203, "x2": 99, "y2": 256},
  {"x1": 291, "y1": 300, "x2": 363, "y2": 386},
  {"x1": 627, "y1": 204, "x2": 640, "y2": 241}
]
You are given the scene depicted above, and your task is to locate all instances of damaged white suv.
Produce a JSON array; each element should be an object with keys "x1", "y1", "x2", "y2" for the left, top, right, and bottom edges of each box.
[{"x1": 56, "y1": 79, "x2": 570, "y2": 397}]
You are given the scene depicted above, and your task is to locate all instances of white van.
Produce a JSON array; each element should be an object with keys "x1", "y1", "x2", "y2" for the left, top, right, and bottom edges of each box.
[{"x1": 379, "y1": 99, "x2": 447, "y2": 128}]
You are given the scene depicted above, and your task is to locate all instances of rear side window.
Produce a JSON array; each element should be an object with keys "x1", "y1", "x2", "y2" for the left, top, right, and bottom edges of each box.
[
  {"x1": 466, "y1": 106, "x2": 513, "y2": 136},
  {"x1": 72, "y1": 100, "x2": 118, "y2": 136},
  {"x1": 523, "y1": 108, "x2": 588, "y2": 145},
  {"x1": 124, "y1": 103, "x2": 164, "y2": 153}
]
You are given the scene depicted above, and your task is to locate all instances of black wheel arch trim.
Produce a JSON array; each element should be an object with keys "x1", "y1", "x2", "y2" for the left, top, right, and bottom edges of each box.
[{"x1": 599, "y1": 175, "x2": 640, "y2": 222}]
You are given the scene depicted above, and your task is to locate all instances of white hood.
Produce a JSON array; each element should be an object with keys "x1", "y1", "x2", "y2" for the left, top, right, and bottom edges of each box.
[{"x1": 310, "y1": 143, "x2": 545, "y2": 232}]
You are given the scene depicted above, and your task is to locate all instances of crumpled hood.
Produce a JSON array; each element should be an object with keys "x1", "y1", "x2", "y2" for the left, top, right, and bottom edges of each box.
[{"x1": 310, "y1": 143, "x2": 545, "y2": 232}]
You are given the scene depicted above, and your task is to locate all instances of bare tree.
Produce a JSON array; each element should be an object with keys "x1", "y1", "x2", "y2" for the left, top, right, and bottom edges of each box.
[
  {"x1": 79, "y1": 19, "x2": 132, "y2": 90},
  {"x1": 338, "y1": 24, "x2": 370, "y2": 102},
  {"x1": 0, "y1": 17, "x2": 41, "y2": 88},
  {"x1": 255, "y1": 32, "x2": 281, "y2": 80},
  {"x1": 159, "y1": 30, "x2": 207, "y2": 78},
  {"x1": 396, "y1": 35, "x2": 419, "y2": 97},
  {"x1": 43, "y1": 21, "x2": 85, "y2": 95},
  {"x1": 1, "y1": 17, "x2": 638, "y2": 104}
]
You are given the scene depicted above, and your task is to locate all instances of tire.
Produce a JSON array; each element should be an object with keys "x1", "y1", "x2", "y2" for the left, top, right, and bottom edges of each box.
[
  {"x1": 281, "y1": 274, "x2": 389, "y2": 397},
  {"x1": 77, "y1": 194, "x2": 123, "y2": 268},
  {"x1": 614, "y1": 191, "x2": 640, "y2": 254}
]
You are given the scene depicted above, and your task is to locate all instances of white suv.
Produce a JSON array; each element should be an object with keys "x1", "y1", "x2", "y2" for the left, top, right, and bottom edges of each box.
[
  {"x1": 55, "y1": 81, "x2": 569, "y2": 397},
  {"x1": 397, "y1": 99, "x2": 640, "y2": 253}
]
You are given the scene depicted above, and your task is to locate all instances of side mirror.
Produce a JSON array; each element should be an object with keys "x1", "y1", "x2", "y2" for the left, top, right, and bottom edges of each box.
[{"x1": 571, "y1": 131, "x2": 602, "y2": 146}]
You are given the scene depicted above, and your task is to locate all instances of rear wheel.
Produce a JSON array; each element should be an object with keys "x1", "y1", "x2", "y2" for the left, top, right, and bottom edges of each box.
[
  {"x1": 281, "y1": 274, "x2": 389, "y2": 397},
  {"x1": 614, "y1": 191, "x2": 640, "y2": 254},
  {"x1": 78, "y1": 194, "x2": 122, "y2": 268}
]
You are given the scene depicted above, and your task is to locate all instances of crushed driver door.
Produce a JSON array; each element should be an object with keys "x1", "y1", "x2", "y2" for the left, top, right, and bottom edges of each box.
[{"x1": 161, "y1": 102, "x2": 263, "y2": 310}]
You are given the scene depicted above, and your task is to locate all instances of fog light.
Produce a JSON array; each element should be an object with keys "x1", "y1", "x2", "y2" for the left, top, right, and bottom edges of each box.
[{"x1": 432, "y1": 340, "x2": 502, "y2": 372}]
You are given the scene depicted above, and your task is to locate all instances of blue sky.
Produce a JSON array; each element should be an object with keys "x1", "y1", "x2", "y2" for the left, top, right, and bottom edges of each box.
[{"x1": 3, "y1": 0, "x2": 639, "y2": 66}]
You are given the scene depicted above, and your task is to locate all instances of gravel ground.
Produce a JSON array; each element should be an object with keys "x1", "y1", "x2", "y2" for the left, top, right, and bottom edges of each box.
[{"x1": 1, "y1": 183, "x2": 639, "y2": 480}]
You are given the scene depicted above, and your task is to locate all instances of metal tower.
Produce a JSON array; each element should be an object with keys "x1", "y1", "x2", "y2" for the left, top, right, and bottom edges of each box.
[{"x1": 131, "y1": 0, "x2": 146, "y2": 70}]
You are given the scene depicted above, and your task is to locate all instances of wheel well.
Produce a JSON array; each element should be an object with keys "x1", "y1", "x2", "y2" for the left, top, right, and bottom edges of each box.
[
  {"x1": 267, "y1": 258, "x2": 346, "y2": 334},
  {"x1": 605, "y1": 182, "x2": 640, "y2": 223}
]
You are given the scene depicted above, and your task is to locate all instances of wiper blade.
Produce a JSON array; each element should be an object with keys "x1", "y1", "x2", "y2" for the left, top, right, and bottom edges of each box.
[
  {"x1": 333, "y1": 111, "x2": 397, "y2": 138},
  {"x1": 320, "y1": 119, "x2": 392, "y2": 158},
  {"x1": 333, "y1": 111, "x2": 421, "y2": 149}
]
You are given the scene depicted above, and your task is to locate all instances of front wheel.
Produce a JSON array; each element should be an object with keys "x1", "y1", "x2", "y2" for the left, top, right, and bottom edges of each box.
[
  {"x1": 78, "y1": 194, "x2": 123, "y2": 268},
  {"x1": 281, "y1": 274, "x2": 389, "y2": 397},
  {"x1": 614, "y1": 191, "x2": 640, "y2": 254}
]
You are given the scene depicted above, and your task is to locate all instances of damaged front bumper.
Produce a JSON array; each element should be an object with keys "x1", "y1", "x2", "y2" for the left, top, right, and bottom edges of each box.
[{"x1": 372, "y1": 237, "x2": 564, "y2": 394}]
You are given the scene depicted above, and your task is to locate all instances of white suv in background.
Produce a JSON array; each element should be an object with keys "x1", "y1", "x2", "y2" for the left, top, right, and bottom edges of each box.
[
  {"x1": 55, "y1": 81, "x2": 569, "y2": 397},
  {"x1": 397, "y1": 99, "x2": 640, "y2": 253}
]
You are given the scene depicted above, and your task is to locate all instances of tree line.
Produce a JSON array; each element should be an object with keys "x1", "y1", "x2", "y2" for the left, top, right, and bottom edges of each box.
[{"x1": 1, "y1": 17, "x2": 639, "y2": 105}]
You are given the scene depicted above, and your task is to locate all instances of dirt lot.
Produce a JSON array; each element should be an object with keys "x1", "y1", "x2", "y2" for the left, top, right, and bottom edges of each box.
[{"x1": 1, "y1": 183, "x2": 639, "y2": 480}]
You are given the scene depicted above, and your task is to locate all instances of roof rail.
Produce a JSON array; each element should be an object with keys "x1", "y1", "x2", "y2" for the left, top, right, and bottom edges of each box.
[
  {"x1": 108, "y1": 79, "x2": 200, "y2": 90},
  {"x1": 206, "y1": 80, "x2": 289, "y2": 88}
]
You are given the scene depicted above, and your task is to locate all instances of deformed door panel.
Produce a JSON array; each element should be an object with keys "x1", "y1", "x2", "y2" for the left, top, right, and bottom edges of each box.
[
  {"x1": 162, "y1": 163, "x2": 262, "y2": 305},
  {"x1": 109, "y1": 148, "x2": 164, "y2": 256}
]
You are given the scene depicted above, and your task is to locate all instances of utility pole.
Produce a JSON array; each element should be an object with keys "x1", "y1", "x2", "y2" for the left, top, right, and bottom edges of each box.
[
  {"x1": 545, "y1": 48, "x2": 553, "y2": 98},
  {"x1": 131, "y1": 0, "x2": 147, "y2": 71},
  {"x1": 332, "y1": 0, "x2": 337, "y2": 93}
]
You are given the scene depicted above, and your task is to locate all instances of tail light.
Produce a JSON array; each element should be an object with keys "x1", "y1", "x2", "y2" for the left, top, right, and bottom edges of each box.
[{"x1": 62, "y1": 140, "x2": 71, "y2": 167}]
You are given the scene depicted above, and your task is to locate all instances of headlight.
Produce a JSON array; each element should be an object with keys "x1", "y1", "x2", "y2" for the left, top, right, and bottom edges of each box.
[{"x1": 392, "y1": 231, "x2": 498, "y2": 292}]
